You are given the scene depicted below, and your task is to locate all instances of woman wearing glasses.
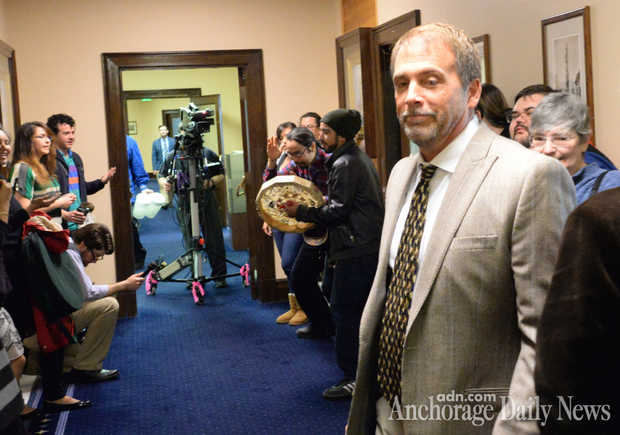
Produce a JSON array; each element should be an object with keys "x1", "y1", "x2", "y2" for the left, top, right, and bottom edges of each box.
[
  {"x1": 6, "y1": 123, "x2": 91, "y2": 413},
  {"x1": 10, "y1": 122, "x2": 75, "y2": 221},
  {"x1": 262, "y1": 122, "x2": 309, "y2": 326},
  {"x1": 275, "y1": 127, "x2": 333, "y2": 340},
  {"x1": 529, "y1": 92, "x2": 620, "y2": 205}
]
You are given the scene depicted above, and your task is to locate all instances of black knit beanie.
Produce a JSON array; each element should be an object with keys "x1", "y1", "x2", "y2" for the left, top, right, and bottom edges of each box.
[{"x1": 321, "y1": 109, "x2": 362, "y2": 140}]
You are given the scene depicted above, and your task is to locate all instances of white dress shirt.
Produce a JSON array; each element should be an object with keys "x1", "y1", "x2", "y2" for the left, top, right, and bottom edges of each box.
[
  {"x1": 377, "y1": 117, "x2": 480, "y2": 435},
  {"x1": 66, "y1": 239, "x2": 109, "y2": 301},
  {"x1": 389, "y1": 117, "x2": 480, "y2": 272},
  {"x1": 161, "y1": 137, "x2": 170, "y2": 158}
]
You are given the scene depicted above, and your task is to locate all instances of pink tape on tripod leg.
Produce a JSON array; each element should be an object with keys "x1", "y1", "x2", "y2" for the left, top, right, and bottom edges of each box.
[
  {"x1": 240, "y1": 264, "x2": 250, "y2": 287},
  {"x1": 145, "y1": 270, "x2": 158, "y2": 295}
]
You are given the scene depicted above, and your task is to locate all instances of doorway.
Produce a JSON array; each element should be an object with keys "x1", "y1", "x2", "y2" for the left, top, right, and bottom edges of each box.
[{"x1": 102, "y1": 50, "x2": 280, "y2": 317}]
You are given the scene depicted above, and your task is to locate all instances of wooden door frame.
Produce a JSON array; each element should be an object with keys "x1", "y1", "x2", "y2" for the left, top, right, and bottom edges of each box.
[
  {"x1": 0, "y1": 39, "x2": 22, "y2": 133},
  {"x1": 371, "y1": 10, "x2": 421, "y2": 185},
  {"x1": 123, "y1": 87, "x2": 201, "y2": 130},
  {"x1": 334, "y1": 10, "x2": 420, "y2": 187},
  {"x1": 101, "y1": 49, "x2": 277, "y2": 317}
]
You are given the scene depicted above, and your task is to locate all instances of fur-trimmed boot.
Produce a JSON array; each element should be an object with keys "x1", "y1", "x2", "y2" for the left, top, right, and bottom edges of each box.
[
  {"x1": 288, "y1": 295, "x2": 308, "y2": 325},
  {"x1": 276, "y1": 293, "x2": 297, "y2": 324}
]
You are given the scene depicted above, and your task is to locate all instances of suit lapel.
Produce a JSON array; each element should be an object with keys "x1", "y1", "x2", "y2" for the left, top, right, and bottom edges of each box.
[
  {"x1": 382, "y1": 154, "x2": 421, "y2": 264},
  {"x1": 363, "y1": 154, "x2": 420, "y2": 330},
  {"x1": 406, "y1": 125, "x2": 499, "y2": 333}
]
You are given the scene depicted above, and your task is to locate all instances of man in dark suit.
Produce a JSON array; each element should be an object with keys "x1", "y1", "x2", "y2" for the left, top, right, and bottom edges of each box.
[
  {"x1": 152, "y1": 125, "x2": 174, "y2": 174},
  {"x1": 346, "y1": 23, "x2": 575, "y2": 434},
  {"x1": 535, "y1": 186, "x2": 620, "y2": 434}
]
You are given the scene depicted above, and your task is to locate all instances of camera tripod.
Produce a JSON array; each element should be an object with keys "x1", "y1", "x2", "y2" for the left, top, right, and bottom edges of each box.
[{"x1": 144, "y1": 135, "x2": 249, "y2": 305}]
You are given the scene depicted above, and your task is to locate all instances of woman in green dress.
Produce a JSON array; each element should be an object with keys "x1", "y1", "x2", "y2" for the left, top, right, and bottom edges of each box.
[{"x1": 10, "y1": 121, "x2": 75, "y2": 220}]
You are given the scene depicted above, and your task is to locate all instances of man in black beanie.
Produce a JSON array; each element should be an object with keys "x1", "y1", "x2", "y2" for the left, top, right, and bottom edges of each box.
[{"x1": 284, "y1": 109, "x2": 384, "y2": 400}]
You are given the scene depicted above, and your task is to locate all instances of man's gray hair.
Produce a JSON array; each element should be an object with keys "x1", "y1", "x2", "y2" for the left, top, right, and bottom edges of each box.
[
  {"x1": 530, "y1": 92, "x2": 591, "y2": 142},
  {"x1": 390, "y1": 23, "x2": 481, "y2": 90}
]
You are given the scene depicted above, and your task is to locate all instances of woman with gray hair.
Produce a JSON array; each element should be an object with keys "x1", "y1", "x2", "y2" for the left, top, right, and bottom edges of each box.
[{"x1": 530, "y1": 92, "x2": 620, "y2": 204}]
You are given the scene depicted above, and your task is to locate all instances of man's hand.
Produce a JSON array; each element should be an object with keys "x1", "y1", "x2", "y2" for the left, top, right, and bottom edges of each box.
[
  {"x1": 123, "y1": 273, "x2": 145, "y2": 291},
  {"x1": 163, "y1": 181, "x2": 172, "y2": 192},
  {"x1": 280, "y1": 200, "x2": 299, "y2": 217},
  {"x1": 101, "y1": 167, "x2": 117, "y2": 184},
  {"x1": 61, "y1": 209, "x2": 86, "y2": 224},
  {"x1": 262, "y1": 221, "x2": 272, "y2": 236}
]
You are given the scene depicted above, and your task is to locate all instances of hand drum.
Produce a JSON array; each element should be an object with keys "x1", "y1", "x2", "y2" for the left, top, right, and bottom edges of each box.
[{"x1": 256, "y1": 175, "x2": 325, "y2": 233}]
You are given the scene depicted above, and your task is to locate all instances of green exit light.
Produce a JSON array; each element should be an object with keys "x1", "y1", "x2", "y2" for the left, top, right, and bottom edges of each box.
[{"x1": 141, "y1": 98, "x2": 152, "y2": 102}]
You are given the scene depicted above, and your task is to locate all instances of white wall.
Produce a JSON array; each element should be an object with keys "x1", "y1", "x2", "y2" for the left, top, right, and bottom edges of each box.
[
  {"x1": 378, "y1": 0, "x2": 620, "y2": 165},
  {"x1": 4, "y1": 0, "x2": 342, "y2": 282},
  {"x1": 0, "y1": 0, "x2": 7, "y2": 42}
]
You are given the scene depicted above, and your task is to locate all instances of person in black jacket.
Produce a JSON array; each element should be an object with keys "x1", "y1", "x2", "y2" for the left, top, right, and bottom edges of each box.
[
  {"x1": 535, "y1": 186, "x2": 620, "y2": 434},
  {"x1": 160, "y1": 144, "x2": 228, "y2": 287},
  {"x1": 47, "y1": 114, "x2": 116, "y2": 231},
  {"x1": 0, "y1": 169, "x2": 26, "y2": 435},
  {"x1": 284, "y1": 109, "x2": 384, "y2": 401},
  {"x1": 1, "y1": 126, "x2": 90, "y2": 414}
]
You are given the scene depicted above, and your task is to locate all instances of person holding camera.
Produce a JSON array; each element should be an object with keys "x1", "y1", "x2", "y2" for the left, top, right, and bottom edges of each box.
[
  {"x1": 65, "y1": 223, "x2": 144, "y2": 382},
  {"x1": 23, "y1": 223, "x2": 144, "y2": 384},
  {"x1": 160, "y1": 139, "x2": 228, "y2": 288},
  {"x1": 47, "y1": 114, "x2": 116, "y2": 232}
]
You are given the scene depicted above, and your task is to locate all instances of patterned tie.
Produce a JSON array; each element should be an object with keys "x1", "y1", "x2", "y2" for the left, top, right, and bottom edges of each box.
[{"x1": 377, "y1": 164, "x2": 438, "y2": 406}]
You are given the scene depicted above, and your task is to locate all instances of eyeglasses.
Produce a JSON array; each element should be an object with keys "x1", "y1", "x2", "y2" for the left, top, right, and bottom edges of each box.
[
  {"x1": 286, "y1": 148, "x2": 309, "y2": 158},
  {"x1": 505, "y1": 107, "x2": 536, "y2": 124},
  {"x1": 530, "y1": 133, "x2": 578, "y2": 149},
  {"x1": 90, "y1": 249, "x2": 104, "y2": 262}
]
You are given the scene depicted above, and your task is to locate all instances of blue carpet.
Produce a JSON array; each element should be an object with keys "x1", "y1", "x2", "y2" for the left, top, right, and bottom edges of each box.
[{"x1": 60, "y1": 198, "x2": 351, "y2": 434}]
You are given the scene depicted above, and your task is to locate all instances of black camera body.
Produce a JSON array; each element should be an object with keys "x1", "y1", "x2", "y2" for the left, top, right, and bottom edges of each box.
[
  {"x1": 176, "y1": 103, "x2": 215, "y2": 157},
  {"x1": 76, "y1": 202, "x2": 94, "y2": 215}
]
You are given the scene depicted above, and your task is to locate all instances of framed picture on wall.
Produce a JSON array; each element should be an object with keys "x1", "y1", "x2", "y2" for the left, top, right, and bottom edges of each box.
[
  {"x1": 473, "y1": 34, "x2": 491, "y2": 84},
  {"x1": 128, "y1": 120, "x2": 137, "y2": 135},
  {"x1": 541, "y1": 7, "x2": 594, "y2": 138}
]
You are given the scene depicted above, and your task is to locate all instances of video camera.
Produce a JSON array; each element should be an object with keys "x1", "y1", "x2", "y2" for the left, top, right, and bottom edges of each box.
[
  {"x1": 172, "y1": 103, "x2": 215, "y2": 163},
  {"x1": 179, "y1": 102, "x2": 214, "y2": 137}
]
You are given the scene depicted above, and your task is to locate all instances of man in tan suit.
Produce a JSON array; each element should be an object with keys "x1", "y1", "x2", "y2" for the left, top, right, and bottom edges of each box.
[{"x1": 347, "y1": 23, "x2": 575, "y2": 434}]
